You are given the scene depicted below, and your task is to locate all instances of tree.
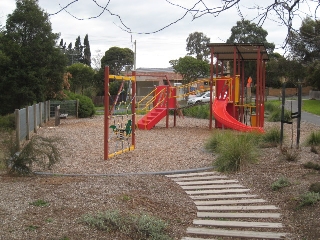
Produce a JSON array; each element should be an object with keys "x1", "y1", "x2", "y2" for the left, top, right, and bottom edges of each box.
[
  {"x1": 306, "y1": 61, "x2": 320, "y2": 90},
  {"x1": 227, "y1": 20, "x2": 275, "y2": 53},
  {"x1": 288, "y1": 17, "x2": 320, "y2": 63},
  {"x1": 101, "y1": 47, "x2": 134, "y2": 75},
  {"x1": 83, "y1": 34, "x2": 91, "y2": 67},
  {"x1": 186, "y1": 32, "x2": 210, "y2": 61},
  {"x1": 226, "y1": 20, "x2": 275, "y2": 84},
  {"x1": 169, "y1": 56, "x2": 209, "y2": 83},
  {"x1": 66, "y1": 63, "x2": 95, "y2": 94},
  {"x1": 266, "y1": 53, "x2": 306, "y2": 88},
  {"x1": 0, "y1": 0, "x2": 66, "y2": 115}
]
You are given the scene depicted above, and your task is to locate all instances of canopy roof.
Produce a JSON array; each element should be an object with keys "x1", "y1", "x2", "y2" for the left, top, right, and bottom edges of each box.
[{"x1": 207, "y1": 43, "x2": 269, "y2": 61}]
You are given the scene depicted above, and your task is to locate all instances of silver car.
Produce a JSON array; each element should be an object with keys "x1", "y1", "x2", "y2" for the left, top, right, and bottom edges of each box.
[{"x1": 187, "y1": 91, "x2": 213, "y2": 105}]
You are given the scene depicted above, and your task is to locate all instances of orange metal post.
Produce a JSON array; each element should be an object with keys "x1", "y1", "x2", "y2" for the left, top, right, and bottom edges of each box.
[{"x1": 104, "y1": 66, "x2": 109, "y2": 160}]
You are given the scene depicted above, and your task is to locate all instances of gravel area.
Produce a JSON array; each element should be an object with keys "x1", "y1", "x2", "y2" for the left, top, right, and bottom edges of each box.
[{"x1": 1, "y1": 115, "x2": 320, "y2": 239}]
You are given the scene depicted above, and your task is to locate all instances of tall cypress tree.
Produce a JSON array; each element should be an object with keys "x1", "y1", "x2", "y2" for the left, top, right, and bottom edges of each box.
[{"x1": 83, "y1": 34, "x2": 91, "y2": 66}]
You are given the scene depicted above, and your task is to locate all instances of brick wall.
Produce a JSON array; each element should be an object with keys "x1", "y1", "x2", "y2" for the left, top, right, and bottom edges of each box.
[{"x1": 267, "y1": 86, "x2": 312, "y2": 97}]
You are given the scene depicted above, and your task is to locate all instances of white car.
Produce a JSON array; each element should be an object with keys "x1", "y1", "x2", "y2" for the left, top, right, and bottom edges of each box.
[{"x1": 187, "y1": 91, "x2": 214, "y2": 105}]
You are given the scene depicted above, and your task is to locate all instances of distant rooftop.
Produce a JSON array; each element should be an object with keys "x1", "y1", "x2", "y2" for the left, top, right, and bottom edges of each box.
[{"x1": 136, "y1": 67, "x2": 174, "y2": 73}]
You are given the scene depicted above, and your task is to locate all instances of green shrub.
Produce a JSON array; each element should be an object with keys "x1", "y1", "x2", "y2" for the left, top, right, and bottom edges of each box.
[
  {"x1": 298, "y1": 191, "x2": 320, "y2": 208},
  {"x1": 267, "y1": 107, "x2": 292, "y2": 122},
  {"x1": 82, "y1": 210, "x2": 171, "y2": 240},
  {"x1": 82, "y1": 210, "x2": 125, "y2": 232},
  {"x1": 29, "y1": 199, "x2": 49, "y2": 207},
  {"x1": 303, "y1": 161, "x2": 320, "y2": 171},
  {"x1": 0, "y1": 114, "x2": 15, "y2": 130},
  {"x1": 133, "y1": 214, "x2": 170, "y2": 240},
  {"x1": 5, "y1": 136, "x2": 62, "y2": 175},
  {"x1": 305, "y1": 131, "x2": 320, "y2": 146},
  {"x1": 271, "y1": 176, "x2": 291, "y2": 190},
  {"x1": 205, "y1": 130, "x2": 233, "y2": 153},
  {"x1": 310, "y1": 145, "x2": 319, "y2": 154},
  {"x1": 280, "y1": 147, "x2": 300, "y2": 162},
  {"x1": 211, "y1": 131, "x2": 260, "y2": 172},
  {"x1": 182, "y1": 104, "x2": 211, "y2": 119},
  {"x1": 65, "y1": 91, "x2": 95, "y2": 118},
  {"x1": 260, "y1": 127, "x2": 281, "y2": 147},
  {"x1": 309, "y1": 182, "x2": 320, "y2": 193},
  {"x1": 264, "y1": 101, "x2": 279, "y2": 113}
]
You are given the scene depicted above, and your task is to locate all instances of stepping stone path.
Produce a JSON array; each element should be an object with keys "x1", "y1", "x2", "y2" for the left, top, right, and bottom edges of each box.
[{"x1": 166, "y1": 171, "x2": 287, "y2": 239}]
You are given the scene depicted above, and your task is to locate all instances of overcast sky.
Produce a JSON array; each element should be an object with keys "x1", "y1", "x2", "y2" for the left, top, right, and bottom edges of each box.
[{"x1": 1, "y1": 0, "x2": 318, "y2": 68}]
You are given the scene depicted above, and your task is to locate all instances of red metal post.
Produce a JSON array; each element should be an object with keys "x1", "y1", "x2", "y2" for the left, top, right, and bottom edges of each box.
[
  {"x1": 240, "y1": 60, "x2": 245, "y2": 123},
  {"x1": 104, "y1": 66, "x2": 109, "y2": 160},
  {"x1": 232, "y1": 46, "x2": 237, "y2": 117},
  {"x1": 256, "y1": 47, "x2": 261, "y2": 127},
  {"x1": 209, "y1": 47, "x2": 215, "y2": 129},
  {"x1": 166, "y1": 85, "x2": 169, "y2": 128}
]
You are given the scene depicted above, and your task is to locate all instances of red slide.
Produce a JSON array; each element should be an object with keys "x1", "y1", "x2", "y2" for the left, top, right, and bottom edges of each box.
[{"x1": 212, "y1": 98, "x2": 264, "y2": 133}]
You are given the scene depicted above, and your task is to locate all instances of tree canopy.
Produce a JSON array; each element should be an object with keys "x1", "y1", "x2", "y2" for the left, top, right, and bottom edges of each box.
[
  {"x1": 101, "y1": 47, "x2": 134, "y2": 75},
  {"x1": 227, "y1": 20, "x2": 275, "y2": 53},
  {"x1": 66, "y1": 63, "x2": 95, "y2": 94},
  {"x1": 226, "y1": 20, "x2": 275, "y2": 85},
  {"x1": 169, "y1": 56, "x2": 209, "y2": 83},
  {"x1": 0, "y1": 0, "x2": 66, "y2": 115},
  {"x1": 288, "y1": 17, "x2": 320, "y2": 63},
  {"x1": 186, "y1": 32, "x2": 210, "y2": 61},
  {"x1": 59, "y1": 34, "x2": 91, "y2": 66}
]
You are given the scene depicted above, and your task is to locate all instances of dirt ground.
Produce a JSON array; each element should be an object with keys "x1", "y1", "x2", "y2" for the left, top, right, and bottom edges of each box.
[{"x1": 0, "y1": 117, "x2": 320, "y2": 239}]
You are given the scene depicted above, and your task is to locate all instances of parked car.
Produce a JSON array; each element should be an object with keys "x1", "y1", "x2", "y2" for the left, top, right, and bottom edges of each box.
[{"x1": 187, "y1": 91, "x2": 214, "y2": 105}]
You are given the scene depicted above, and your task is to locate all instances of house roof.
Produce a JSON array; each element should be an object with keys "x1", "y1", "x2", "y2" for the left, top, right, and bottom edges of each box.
[
  {"x1": 207, "y1": 43, "x2": 269, "y2": 61},
  {"x1": 136, "y1": 67, "x2": 174, "y2": 73}
]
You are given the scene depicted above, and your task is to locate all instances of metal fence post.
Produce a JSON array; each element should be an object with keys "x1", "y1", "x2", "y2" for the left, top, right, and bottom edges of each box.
[
  {"x1": 26, "y1": 106, "x2": 30, "y2": 140},
  {"x1": 33, "y1": 104, "x2": 37, "y2": 133},
  {"x1": 15, "y1": 109, "x2": 21, "y2": 150}
]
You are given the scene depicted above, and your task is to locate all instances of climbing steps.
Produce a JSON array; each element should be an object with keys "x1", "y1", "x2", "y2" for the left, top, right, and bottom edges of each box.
[
  {"x1": 137, "y1": 107, "x2": 167, "y2": 130},
  {"x1": 166, "y1": 171, "x2": 287, "y2": 239}
]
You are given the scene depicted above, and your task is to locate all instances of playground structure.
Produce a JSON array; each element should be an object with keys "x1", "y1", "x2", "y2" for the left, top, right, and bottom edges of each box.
[
  {"x1": 104, "y1": 43, "x2": 269, "y2": 159},
  {"x1": 135, "y1": 43, "x2": 268, "y2": 132},
  {"x1": 104, "y1": 66, "x2": 136, "y2": 160}
]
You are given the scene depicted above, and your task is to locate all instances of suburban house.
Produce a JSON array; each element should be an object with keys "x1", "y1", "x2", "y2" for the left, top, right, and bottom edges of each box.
[{"x1": 132, "y1": 67, "x2": 183, "y2": 97}]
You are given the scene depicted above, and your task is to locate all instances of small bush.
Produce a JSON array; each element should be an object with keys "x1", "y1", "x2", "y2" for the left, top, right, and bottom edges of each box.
[
  {"x1": 309, "y1": 182, "x2": 320, "y2": 193},
  {"x1": 280, "y1": 147, "x2": 300, "y2": 162},
  {"x1": 29, "y1": 199, "x2": 49, "y2": 207},
  {"x1": 260, "y1": 127, "x2": 281, "y2": 147},
  {"x1": 267, "y1": 107, "x2": 292, "y2": 122},
  {"x1": 298, "y1": 191, "x2": 320, "y2": 208},
  {"x1": 303, "y1": 161, "x2": 320, "y2": 171},
  {"x1": 212, "y1": 131, "x2": 260, "y2": 172},
  {"x1": 65, "y1": 91, "x2": 95, "y2": 118},
  {"x1": 271, "y1": 176, "x2": 291, "y2": 190},
  {"x1": 133, "y1": 214, "x2": 170, "y2": 240},
  {"x1": 182, "y1": 104, "x2": 211, "y2": 119},
  {"x1": 305, "y1": 131, "x2": 320, "y2": 146},
  {"x1": 82, "y1": 210, "x2": 125, "y2": 232},
  {"x1": 264, "y1": 101, "x2": 279, "y2": 113},
  {"x1": 310, "y1": 145, "x2": 319, "y2": 154},
  {"x1": 82, "y1": 210, "x2": 171, "y2": 240},
  {"x1": 0, "y1": 114, "x2": 15, "y2": 130},
  {"x1": 5, "y1": 136, "x2": 62, "y2": 175},
  {"x1": 205, "y1": 130, "x2": 233, "y2": 153}
]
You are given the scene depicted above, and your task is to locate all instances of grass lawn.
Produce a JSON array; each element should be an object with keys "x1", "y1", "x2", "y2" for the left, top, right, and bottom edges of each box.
[{"x1": 302, "y1": 99, "x2": 320, "y2": 115}]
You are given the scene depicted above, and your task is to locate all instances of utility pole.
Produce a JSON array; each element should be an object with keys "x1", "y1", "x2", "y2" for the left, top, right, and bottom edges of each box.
[{"x1": 134, "y1": 40, "x2": 136, "y2": 71}]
